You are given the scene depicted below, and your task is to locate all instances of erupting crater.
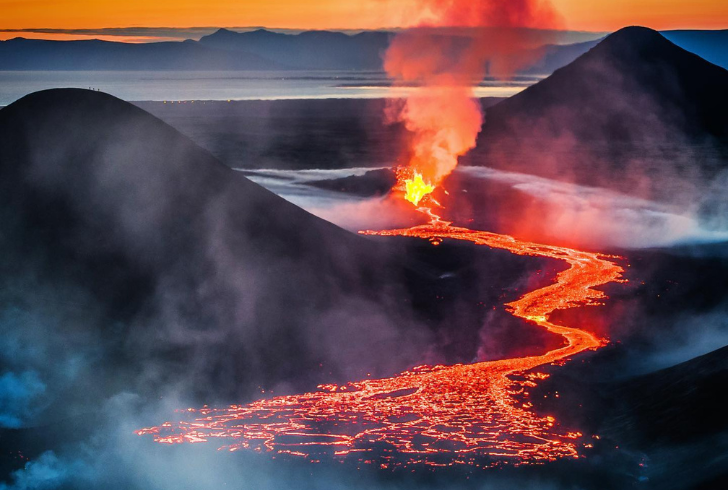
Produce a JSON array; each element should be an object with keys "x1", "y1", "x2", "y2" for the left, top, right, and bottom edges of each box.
[
  {"x1": 135, "y1": 0, "x2": 615, "y2": 465},
  {"x1": 136, "y1": 212, "x2": 625, "y2": 469}
]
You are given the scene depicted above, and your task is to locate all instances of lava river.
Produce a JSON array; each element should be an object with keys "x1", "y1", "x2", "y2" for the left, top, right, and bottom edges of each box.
[{"x1": 136, "y1": 220, "x2": 625, "y2": 468}]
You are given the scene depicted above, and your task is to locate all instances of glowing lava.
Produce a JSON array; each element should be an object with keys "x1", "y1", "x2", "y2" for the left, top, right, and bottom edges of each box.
[
  {"x1": 404, "y1": 171, "x2": 435, "y2": 206},
  {"x1": 136, "y1": 216, "x2": 625, "y2": 469}
]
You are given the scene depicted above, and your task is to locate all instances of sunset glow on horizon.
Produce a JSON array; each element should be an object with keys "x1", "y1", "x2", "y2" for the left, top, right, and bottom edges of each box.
[{"x1": 0, "y1": 0, "x2": 726, "y2": 42}]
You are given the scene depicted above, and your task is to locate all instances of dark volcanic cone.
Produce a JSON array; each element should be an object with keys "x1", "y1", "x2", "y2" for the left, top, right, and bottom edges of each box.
[
  {"x1": 0, "y1": 89, "x2": 432, "y2": 408},
  {"x1": 468, "y1": 26, "x2": 728, "y2": 200}
]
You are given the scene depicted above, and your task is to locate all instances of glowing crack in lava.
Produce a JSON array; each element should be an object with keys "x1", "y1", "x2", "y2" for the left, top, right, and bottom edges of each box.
[{"x1": 136, "y1": 213, "x2": 625, "y2": 468}]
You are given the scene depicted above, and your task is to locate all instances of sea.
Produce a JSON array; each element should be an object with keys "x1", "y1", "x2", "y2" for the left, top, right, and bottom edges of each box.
[{"x1": 0, "y1": 70, "x2": 540, "y2": 106}]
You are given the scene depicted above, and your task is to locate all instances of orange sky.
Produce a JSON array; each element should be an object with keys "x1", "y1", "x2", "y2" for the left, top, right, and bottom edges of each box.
[{"x1": 1, "y1": 0, "x2": 726, "y2": 35}]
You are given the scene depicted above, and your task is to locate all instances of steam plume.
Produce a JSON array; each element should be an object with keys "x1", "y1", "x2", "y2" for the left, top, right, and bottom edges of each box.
[{"x1": 384, "y1": 0, "x2": 562, "y2": 203}]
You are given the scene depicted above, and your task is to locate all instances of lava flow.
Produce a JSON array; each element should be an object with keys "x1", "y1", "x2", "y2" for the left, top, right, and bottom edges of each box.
[{"x1": 136, "y1": 213, "x2": 625, "y2": 469}]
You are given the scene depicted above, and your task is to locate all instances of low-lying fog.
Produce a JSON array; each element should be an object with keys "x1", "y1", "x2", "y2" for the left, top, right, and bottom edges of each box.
[{"x1": 241, "y1": 166, "x2": 728, "y2": 250}]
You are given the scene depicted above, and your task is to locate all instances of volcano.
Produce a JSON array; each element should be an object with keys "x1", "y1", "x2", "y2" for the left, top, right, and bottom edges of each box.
[
  {"x1": 0, "y1": 88, "x2": 563, "y2": 432},
  {"x1": 0, "y1": 89, "x2": 591, "y2": 485},
  {"x1": 1, "y1": 28, "x2": 727, "y2": 489},
  {"x1": 469, "y1": 26, "x2": 728, "y2": 199},
  {"x1": 482, "y1": 26, "x2": 728, "y2": 141}
]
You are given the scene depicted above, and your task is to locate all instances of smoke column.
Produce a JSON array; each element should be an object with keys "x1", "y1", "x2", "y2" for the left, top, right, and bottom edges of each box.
[{"x1": 384, "y1": 0, "x2": 562, "y2": 205}]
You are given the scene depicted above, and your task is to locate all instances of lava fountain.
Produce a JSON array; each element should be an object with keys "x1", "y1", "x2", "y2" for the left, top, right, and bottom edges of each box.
[
  {"x1": 136, "y1": 211, "x2": 625, "y2": 468},
  {"x1": 384, "y1": 0, "x2": 563, "y2": 204}
]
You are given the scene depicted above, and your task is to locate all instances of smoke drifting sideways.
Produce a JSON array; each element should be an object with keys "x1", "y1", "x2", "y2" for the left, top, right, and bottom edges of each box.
[
  {"x1": 457, "y1": 167, "x2": 728, "y2": 249},
  {"x1": 253, "y1": 165, "x2": 728, "y2": 251},
  {"x1": 383, "y1": 0, "x2": 563, "y2": 199}
]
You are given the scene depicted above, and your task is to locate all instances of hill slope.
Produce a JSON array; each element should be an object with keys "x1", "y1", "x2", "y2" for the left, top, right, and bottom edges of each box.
[
  {"x1": 470, "y1": 27, "x2": 728, "y2": 200},
  {"x1": 0, "y1": 89, "x2": 429, "y2": 417},
  {"x1": 604, "y1": 346, "x2": 728, "y2": 489},
  {"x1": 482, "y1": 26, "x2": 728, "y2": 142}
]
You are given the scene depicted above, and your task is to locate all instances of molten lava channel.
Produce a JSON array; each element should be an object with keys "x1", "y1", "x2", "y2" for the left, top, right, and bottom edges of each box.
[{"x1": 136, "y1": 220, "x2": 625, "y2": 468}]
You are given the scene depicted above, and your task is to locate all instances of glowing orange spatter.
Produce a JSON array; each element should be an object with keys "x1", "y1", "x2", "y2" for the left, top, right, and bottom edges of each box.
[
  {"x1": 404, "y1": 171, "x2": 435, "y2": 206},
  {"x1": 136, "y1": 216, "x2": 624, "y2": 468}
]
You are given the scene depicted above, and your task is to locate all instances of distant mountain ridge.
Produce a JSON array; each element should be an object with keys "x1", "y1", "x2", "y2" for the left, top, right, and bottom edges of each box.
[
  {"x1": 198, "y1": 28, "x2": 393, "y2": 70},
  {"x1": 1, "y1": 27, "x2": 725, "y2": 73},
  {"x1": 519, "y1": 39, "x2": 601, "y2": 75},
  {"x1": 0, "y1": 37, "x2": 284, "y2": 70}
]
